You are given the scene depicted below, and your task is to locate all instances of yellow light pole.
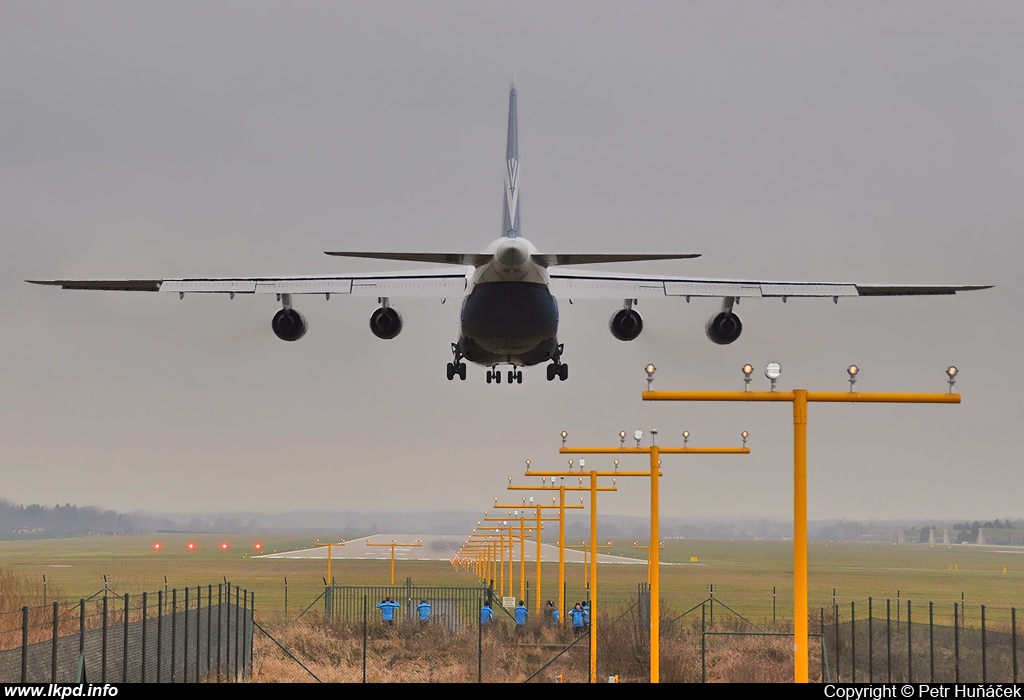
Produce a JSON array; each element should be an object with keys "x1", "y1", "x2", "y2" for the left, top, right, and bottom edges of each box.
[
  {"x1": 508, "y1": 478, "x2": 604, "y2": 627},
  {"x1": 520, "y1": 468, "x2": 620, "y2": 683},
  {"x1": 642, "y1": 362, "x2": 962, "y2": 683},
  {"x1": 482, "y1": 517, "x2": 519, "y2": 597},
  {"x1": 556, "y1": 431, "x2": 749, "y2": 684},
  {"x1": 493, "y1": 500, "x2": 561, "y2": 611},
  {"x1": 313, "y1": 539, "x2": 346, "y2": 585},
  {"x1": 475, "y1": 525, "x2": 510, "y2": 595},
  {"x1": 365, "y1": 538, "x2": 422, "y2": 585}
]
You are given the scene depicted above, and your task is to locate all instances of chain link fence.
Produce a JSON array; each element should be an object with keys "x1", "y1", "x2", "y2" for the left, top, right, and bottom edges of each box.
[{"x1": 0, "y1": 583, "x2": 253, "y2": 683}]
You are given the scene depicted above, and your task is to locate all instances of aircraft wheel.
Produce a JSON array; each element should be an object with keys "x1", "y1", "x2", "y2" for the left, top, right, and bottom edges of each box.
[
  {"x1": 546, "y1": 364, "x2": 556, "y2": 382},
  {"x1": 495, "y1": 371, "x2": 501, "y2": 384},
  {"x1": 486, "y1": 371, "x2": 492, "y2": 384},
  {"x1": 558, "y1": 364, "x2": 569, "y2": 381},
  {"x1": 446, "y1": 363, "x2": 455, "y2": 380},
  {"x1": 516, "y1": 371, "x2": 523, "y2": 384},
  {"x1": 458, "y1": 364, "x2": 467, "y2": 380}
]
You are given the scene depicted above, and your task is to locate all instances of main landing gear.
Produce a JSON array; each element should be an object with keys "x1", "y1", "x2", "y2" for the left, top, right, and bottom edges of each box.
[
  {"x1": 546, "y1": 344, "x2": 568, "y2": 382},
  {"x1": 446, "y1": 343, "x2": 467, "y2": 381},
  {"x1": 486, "y1": 367, "x2": 522, "y2": 384}
]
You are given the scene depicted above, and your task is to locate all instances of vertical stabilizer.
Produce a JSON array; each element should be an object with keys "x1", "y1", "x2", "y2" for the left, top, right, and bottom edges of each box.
[{"x1": 502, "y1": 84, "x2": 521, "y2": 238}]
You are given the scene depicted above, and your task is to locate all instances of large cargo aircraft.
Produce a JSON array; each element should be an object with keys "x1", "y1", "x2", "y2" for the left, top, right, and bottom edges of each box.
[{"x1": 29, "y1": 85, "x2": 990, "y2": 383}]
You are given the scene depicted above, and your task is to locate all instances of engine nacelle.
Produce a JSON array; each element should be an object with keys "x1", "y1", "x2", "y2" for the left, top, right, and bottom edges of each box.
[
  {"x1": 370, "y1": 307, "x2": 403, "y2": 339},
  {"x1": 609, "y1": 308, "x2": 643, "y2": 341},
  {"x1": 272, "y1": 307, "x2": 308, "y2": 342},
  {"x1": 705, "y1": 312, "x2": 742, "y2": 345}
]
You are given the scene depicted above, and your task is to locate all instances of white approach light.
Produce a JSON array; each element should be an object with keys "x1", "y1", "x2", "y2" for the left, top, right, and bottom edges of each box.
[
  {"x1": 741, "y1": 431, "x2": 749, "y2": 448},
  {"x1": 619, "y1": 430, "x2": 627, "y2": 448},
  {"x1": 947, "y1": 366, "x2": 958, "y2": 392},
  {"x1": 645, "y1": 363, "x2": 657, "y2": 389},
  {"x1": 560, "y1": 431, "x2": 568, "y2": 446},
  {"x1": 742, "y1": 364, "x2": 754, "y2": 391},
  {"x1": 633, "y1": 429, "x2": 643, "y2": 447},
  {"x1": 765, "y1": 362, "x2": 782, "y2": 391},
  {"x1": 847, "y1": 365, "x2": 859, "y2": 392},
  {"x1": 682, "y1": 430, "x2": 689, "y2": 447}
]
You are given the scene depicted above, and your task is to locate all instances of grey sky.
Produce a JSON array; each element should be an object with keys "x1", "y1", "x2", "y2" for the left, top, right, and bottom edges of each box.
[{"x1": 2, "y1": 2, "x2": 1017, "y2": 521}]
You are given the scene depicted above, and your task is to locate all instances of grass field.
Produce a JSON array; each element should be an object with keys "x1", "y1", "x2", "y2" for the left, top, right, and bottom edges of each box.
[{"x1": 1, "y1": 534, "x2": 1021, "y2": 626}]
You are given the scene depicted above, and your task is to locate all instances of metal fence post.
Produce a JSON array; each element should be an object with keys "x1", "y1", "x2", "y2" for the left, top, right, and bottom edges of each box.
[
  {"x1": 141, "y1": 592, "x2": 147, "y2": 683},
  {"x1": 868, "y1": 596, "x2": 873, "y2": 682},
  {"x1": 477, "y1": 595, "x2": 483, "y2": 683},
  {"x1": 834, "y1": 603, "x2": 840, "y2": 682},
  {"x1": 929, "y1": 601, "x2": 934, "y2": 682},
  {"x1": 820, "y1": 608, "x2": 826, "y2": 682},
  {"x1": 1013, "y1": 607, "x2": 1018, "y2": 684},
  {"x1": 101, "y1": 595, "x2": 108, "y2": 683},
  {"x1": 122, "y1": 593, "x2": 129, "y2": 683},
  {"x1": 79, "y1": 597, "x2": 86, "y2": 679},
  {"x1": 907, "y1": 600, "x2": 912, "y2": 682},
  {"x1": 981, "y1": 604, "x2": 987, "y2": 683},
  {"x1": 701, "y1": 601, "x2": 707, "y2": 683},
  {"x1": 886, "y1": 598, "x2": 891, "y2": 682},
  {"x1": 52, "y1": 600, "x2": 59, "y2": 683},
  {"x1": 171, "y1": 588, "x2": 177, "y2": 683},
  {"x1": 21, "y1": 606, "x2": 28, "y2": 683},
  {"x1": 954, "y1": 603, "x2": 960, "y2": 683},
  {"x1": 851, "y1": 601, "x2": 856, "y2": 683},
  {"x1": 207, "y1": 585, "x2": 213, "y2": 682},
  {"x1": 362, "y1": 594, "x2": 368, "y2": 684},
  {"x1": 183, "y1": 587, "x2": 189, "y2": 685},
  {"x1": 234, "y1": 586, "x2": 240, "y2": 681},
  {"x1": 216, "y1": 583, "x2": 222, "y2": 682},
  {"x1": 157, "y1": 590, "x2": 163, "y2": 683}
]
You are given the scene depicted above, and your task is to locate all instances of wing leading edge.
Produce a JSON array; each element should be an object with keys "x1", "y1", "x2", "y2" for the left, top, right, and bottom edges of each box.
[
  {"x1": 547, "y1": 269, "x2": 991, "y2": 299},
  {"x1": 27, "y1": 268, "x2": 469, "y2": 297}
]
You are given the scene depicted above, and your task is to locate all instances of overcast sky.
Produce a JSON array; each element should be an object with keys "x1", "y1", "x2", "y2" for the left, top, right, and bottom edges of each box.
[{"x1": 2, "y1": 2, "x2": 1018, "y2": 522}]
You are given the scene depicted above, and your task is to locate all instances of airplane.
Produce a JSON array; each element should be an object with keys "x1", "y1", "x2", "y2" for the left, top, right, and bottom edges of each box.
[{"x1": 28, "y1": 85, "x2": 991, "y2": 384}]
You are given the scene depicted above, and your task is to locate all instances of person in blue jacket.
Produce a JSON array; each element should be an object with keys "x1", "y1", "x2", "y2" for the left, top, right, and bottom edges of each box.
[
  {"x1": 416, "y1": 599, "x2": 431, "y2": 623},
  {"x1": 569, "y1": 603, "x2": 585, "y2": 637},
  {"x1": 514, "y1": 600, "x2": 528, "y2": 632},
  {"x1": 480, "y1": 603, "x2": 494, "y2": 625},
  {"x1": 376, "y1": 597, "x2": 400, "y2": 625}
]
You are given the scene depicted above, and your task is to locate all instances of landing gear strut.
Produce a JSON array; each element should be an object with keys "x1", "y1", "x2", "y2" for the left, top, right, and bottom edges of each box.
[
  {"x1": 546, "y1": 344, "x2": 568, "y2": 381},
  {"x1": 446, "y1": 343, "x2": 467, "y2": 381}
]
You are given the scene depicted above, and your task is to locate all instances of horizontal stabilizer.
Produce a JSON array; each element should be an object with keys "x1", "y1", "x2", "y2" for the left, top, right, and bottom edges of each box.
[
  {"x1": 324, "y1": 251, "x2": 491, "y2": 265},
  {"x1": 532, "y1": 253, "x2": 700, "y2": 266}
]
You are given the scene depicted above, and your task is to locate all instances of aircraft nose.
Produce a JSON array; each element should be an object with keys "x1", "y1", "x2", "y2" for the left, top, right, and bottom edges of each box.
[{"x1": 495, "y1": 238, "x2": 529, "y2": 267}]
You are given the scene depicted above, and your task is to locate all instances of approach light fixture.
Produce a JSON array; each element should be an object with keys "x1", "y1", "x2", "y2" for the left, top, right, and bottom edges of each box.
[
  {"x1": 525, "y1": 459, "x2": 531, "y2": 471},
  {"x1": 847, "y1": 365, "x2": 859, "y2": 392},
  {"x1": 613, "y1": 459, "x2": 619, "y2": 472},
  {"x1": 645, "y1": 363, "x2": 657, "y2": 389},
  {"x1": 634, "y1": 429, "x2": 643, "y2": 447},
  {"x1": 947, "y1": 366, "x2": 958, "y2": 392},
  {"x1": 741, "y1": 431, "x2": 749, "y2": 448},
  {"x1": 742, "y1": 364, "x2": 754, "y2": 391},
  {"x1": 561, "y1": 431, "x2": 568, "y2": 446},
  {"x1": 682, "y1": 430, "x2": 690, "y2": 447},
  {"x1": 579, "y1": 459, "x2": 586, "y2": 469},
  {"x1": 619, "y1": 430, "x2": 627, "y2": 447},
  {"x1": 650, "y1": 428, "x2": 658, "y2": 446},
  {"x1": 765, "y1": 362, "x2": 782, "y2": 391}
]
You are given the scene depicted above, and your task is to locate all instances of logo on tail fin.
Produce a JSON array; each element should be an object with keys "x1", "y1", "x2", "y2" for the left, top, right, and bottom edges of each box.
[{"x1": 505, "y1": 157, "x2": 519, "y2": 236}]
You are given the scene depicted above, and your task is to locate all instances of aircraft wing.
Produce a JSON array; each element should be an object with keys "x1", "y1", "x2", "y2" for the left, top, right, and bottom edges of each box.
[
  {"x1": 26, "y1": 268, "x2": 470, "y2": 298},
  {"x1": 547, "y1": 269, "x2": 992, "y2": 299}
]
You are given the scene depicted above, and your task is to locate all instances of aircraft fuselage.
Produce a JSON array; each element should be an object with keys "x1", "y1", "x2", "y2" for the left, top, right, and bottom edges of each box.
[{"x1": 458, "y1": 236, "x2": 559, "y2": 367}]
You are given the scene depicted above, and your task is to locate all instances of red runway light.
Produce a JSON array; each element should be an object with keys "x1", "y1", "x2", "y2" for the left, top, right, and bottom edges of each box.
[
  {"x1": 254, "y1": 543, "x2": 262, "y2": 550},
  {"x1": 221, "y1": 542, "x2": 229, "y2": 550},
  {"x1": 187, "y1": 542, "x2": 195, "y2": 551},
  {"x1": 153, "y1": 542, "x2": 161, "y2": 550}
]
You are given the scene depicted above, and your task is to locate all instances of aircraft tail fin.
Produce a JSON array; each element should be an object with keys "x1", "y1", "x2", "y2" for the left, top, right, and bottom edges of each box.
[{"x1": 502, "y1": 84, "x2": 521, "y2": 238}]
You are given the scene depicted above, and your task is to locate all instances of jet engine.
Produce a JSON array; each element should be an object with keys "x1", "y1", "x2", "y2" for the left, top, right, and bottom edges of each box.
[
  {"x1": 609, "y1": 308, "x2": 643, "y2": 341},
  {"x1": 272, "y1": 307, "x2": 308, "y2": 342},
  {"x1": 705, "y1": 312, "x2": 742, "y2": 345},
  {"x1": 370, "y1": 306, "x2": 403, "y2": 339}
]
